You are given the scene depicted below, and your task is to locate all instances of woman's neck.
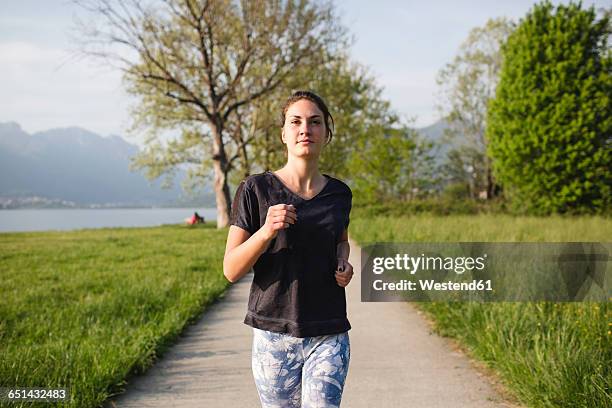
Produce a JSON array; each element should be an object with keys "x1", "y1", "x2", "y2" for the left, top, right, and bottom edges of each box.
[{"x1": 276, "y1": 157, "x2": 324, "y2": 192}]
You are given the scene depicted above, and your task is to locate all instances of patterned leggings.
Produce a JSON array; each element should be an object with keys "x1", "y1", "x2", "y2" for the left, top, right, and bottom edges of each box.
[{"x1": 251, "y1": 328, "x2": 350, "y2": 408}]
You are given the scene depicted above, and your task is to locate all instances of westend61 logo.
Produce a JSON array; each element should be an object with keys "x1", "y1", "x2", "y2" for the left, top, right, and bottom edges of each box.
[
  {"x1": 372, "y1": 253, "x2": 488, "y2": 275},
  {"x1": 361, "y1": 243, "x2": 611, "y2": 302}
]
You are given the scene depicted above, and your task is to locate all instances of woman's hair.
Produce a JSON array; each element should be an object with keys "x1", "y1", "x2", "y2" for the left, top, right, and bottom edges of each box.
[{"x1": 280, "y1": 90, "x2": 334, "y2": 144}]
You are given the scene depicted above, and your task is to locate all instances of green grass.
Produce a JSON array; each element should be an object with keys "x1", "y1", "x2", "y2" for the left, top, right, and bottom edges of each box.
[
  {"x1": 350, "y1": 214, "x2": 612, "y2": 408},
  {"x1": 2, "y1": 215, "x2": 610, "y2": 407},
  {"x1": 0, "y1": 224, "x2": 229, "y2": 408}
]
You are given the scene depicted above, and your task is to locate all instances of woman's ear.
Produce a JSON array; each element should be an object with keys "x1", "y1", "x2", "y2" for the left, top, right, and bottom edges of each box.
[{"x1": 281, "y1": 130, "x2": 286, "y2": 144}]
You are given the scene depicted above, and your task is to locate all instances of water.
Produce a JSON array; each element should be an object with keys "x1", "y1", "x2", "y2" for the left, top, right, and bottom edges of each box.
[{"x1": 0, "y1": 208, "x2": 218, "y2": 233}]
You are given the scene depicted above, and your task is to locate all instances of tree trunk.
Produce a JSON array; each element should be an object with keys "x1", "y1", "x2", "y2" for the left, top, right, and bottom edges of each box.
[
  {"x1": 262, "y1": 128, "x2": 272, "y2": 172},
  {"x1": 211, "y1": 118, "x2": 232, "y2": 228},
  {"x1": 212, "y1": 159, "x2": 231, "y2": 228},
  {"x1": 240, "y1": 141, "x2": 250, "y2": 179},
  {"x1": 485, "y1": 157, "x2": 496, "y2": 199}
]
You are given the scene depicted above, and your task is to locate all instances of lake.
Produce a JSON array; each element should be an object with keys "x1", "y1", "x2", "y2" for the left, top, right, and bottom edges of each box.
[{"x1": 0, "y1": 208, "x2": 218, "y2": 233}]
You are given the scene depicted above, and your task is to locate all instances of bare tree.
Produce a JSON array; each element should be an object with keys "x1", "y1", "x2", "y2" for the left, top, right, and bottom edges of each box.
[
  {"x1": 436, "y1": 18, "x2": 514, "y2": 199},
  {"x1": 74, "y1": 0, "x2": 346, "y2": 227}
]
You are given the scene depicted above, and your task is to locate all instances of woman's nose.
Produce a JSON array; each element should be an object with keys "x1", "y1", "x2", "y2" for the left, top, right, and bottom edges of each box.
[{"x1": 299, "y1": 122, "x2": 311, "y2": 135}]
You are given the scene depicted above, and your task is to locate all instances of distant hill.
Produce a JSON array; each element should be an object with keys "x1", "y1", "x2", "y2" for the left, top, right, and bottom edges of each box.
[
  {"x1": 0, "y1": 122, "x2": 214, "y2": 208},
  {"x1": 0, "y1": 120, "x2": 459, "y2": 208},
  {"x1": 416, "y1": 119, "x2": 448, "y2": 144},
  {"x1": 414, "y1": 119, "x2": 453, "y2": 163}
]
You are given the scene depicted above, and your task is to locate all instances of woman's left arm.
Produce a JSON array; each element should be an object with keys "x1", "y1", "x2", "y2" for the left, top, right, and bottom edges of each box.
[{"x1": 335, "y1": 229, "x2": 354, "y2": 287}]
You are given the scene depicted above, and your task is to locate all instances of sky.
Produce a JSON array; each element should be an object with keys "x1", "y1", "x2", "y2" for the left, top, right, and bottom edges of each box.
[{"x1": 1, "y1": 0, "x2": 608, "y2": 143}]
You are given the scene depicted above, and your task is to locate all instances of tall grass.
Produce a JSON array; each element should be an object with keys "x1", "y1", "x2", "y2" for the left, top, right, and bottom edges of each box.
[
  {"x1": 350, "y1": 213, "x2": 611, "y2": 242},
  {"x1": 0, "y1": 224, "x2": 228, "y2": 408},
  {"x1": 350, "y1": 214, "x2": 611, "y2": 408}
]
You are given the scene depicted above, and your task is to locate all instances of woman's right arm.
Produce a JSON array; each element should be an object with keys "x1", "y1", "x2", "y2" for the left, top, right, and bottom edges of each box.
[{"x1": 223, "y1": 204, "x2": 296, "y2": 283}]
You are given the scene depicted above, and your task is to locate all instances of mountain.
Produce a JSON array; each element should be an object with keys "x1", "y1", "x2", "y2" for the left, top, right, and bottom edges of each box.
[
  {"x1": 416, "y1": 119, "x2": 448, "y2": 145},
  {"x1": 413, "y1": 119, "x2": 453, "y2": 164},
  {"x1": 0, "y1": 122, "x2": 214, "y2": 208},
  {"x1": 0, "y1": 119, "x2": 458, "y2": 208}
]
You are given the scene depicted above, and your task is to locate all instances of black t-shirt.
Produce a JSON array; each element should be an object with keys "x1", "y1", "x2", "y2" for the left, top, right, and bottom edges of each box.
[{"x1": 230, "y1": 171, "x2": 352, "y2": 337}]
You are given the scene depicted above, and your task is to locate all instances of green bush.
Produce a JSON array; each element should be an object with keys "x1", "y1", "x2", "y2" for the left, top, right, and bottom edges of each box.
[
  {"x1": 351, "y1": 197, "x2": 510, "y2": 218},
  {"x1": 487, "y1": 1, "x2": 611, "y2": 214}
]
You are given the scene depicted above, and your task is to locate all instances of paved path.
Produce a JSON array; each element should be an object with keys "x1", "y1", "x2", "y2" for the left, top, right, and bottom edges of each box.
[{"x1": 108, "y1": 241, "x2": 519, "y2": 407}]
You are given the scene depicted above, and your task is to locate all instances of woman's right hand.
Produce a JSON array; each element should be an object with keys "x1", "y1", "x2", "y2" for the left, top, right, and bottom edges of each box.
[
  {"x1": 224, "y1": 203, "x2": 296, "y2": 283},
  {"x1": 261, "y1": 204, "x2": 297, "y2": 240}
]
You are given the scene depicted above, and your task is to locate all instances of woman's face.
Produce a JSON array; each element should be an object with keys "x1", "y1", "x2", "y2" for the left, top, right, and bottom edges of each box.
[{"x1": 282, "y1": 99, "x2": 326, "y2": 159}]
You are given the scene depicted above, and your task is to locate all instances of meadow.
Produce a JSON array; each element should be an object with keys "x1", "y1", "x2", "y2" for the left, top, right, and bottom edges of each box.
[
  {"x1": 1, "y1": 215, "x2": 610, "y2": 407},
  {"x1": 350, "y1": 214, "x2": 611, "y2": 408},
  {"x1": 0, "y1": 224, "x2": 228, "y2": 407}
]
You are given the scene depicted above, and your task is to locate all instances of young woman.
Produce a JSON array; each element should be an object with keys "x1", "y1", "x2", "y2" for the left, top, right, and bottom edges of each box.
[{"x1": 223, "y1": 90, "x2": 354, "y2": 407}]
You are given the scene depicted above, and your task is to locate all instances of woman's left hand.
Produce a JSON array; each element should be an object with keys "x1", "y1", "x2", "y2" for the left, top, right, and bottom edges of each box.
[{"x1": 335, "y1": 258, "x2": 354, "y2": 287}]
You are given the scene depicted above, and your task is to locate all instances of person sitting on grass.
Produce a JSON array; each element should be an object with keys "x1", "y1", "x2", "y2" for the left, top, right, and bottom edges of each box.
[{"x1": 185, "y1": 212, "x2": 205, "y2": 226}]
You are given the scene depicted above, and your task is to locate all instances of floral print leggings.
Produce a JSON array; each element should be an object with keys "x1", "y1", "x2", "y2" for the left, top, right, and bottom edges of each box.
[{"x1": 251, "y1": 328, "x2": 351, "y2": 408}]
